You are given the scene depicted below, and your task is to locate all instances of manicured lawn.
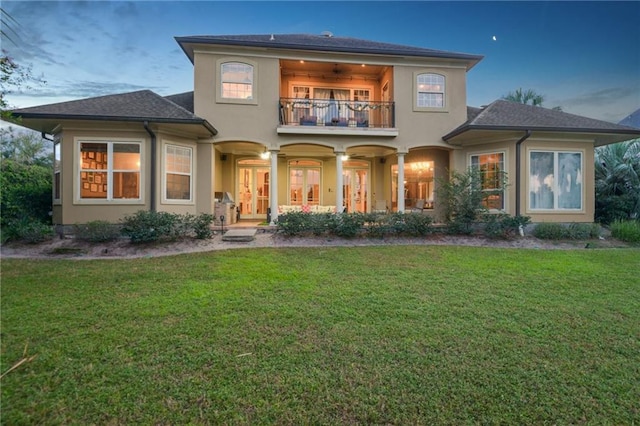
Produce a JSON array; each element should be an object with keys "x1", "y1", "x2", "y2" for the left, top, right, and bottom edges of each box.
[{"x1": 2, "y1": 246, "x2": 639, "y2": 424}]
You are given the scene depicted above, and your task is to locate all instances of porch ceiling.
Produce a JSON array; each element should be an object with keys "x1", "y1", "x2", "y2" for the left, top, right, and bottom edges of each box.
[{"x1": 280, "y1": 60, "x2": 387, "y2": 79}]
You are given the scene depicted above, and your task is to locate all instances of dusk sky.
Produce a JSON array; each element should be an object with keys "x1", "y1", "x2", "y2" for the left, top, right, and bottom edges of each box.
[{"x1": 2, "y1": 1, "x2": 639, "y2": 124}]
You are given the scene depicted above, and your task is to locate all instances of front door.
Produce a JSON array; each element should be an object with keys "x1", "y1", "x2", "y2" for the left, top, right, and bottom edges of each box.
[
  {"x1": 343, "y1": 161, "x2": 369, "y2": 213},
  {"x1": 238, "y1": 160, "x2": 270, "y2": 219}
]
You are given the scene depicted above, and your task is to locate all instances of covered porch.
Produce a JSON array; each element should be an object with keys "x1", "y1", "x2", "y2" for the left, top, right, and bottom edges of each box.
[{"x1": 213, "y1": 141, "x2": 449, "y2": 223}]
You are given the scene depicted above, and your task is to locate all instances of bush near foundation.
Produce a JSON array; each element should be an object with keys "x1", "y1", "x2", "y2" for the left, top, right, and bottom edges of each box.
[{"x1": 120, "y1": 211, "x2": 214, "y2": 244}]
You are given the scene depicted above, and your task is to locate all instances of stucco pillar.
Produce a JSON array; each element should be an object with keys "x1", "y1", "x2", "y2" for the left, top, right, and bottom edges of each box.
[
  {"x1": 269, "y1": 149, "x2": 279, "y2": 225},
  {"x1": 335, "y1": 152, "x2": 344, "y2": 213},
  {"x1": 397, "y1": 152, "x2": 405, "y2": 212}
]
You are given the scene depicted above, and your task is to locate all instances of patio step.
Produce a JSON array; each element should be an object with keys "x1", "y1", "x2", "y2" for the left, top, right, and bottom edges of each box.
[{"x1": 222, "y1": 229, "x2": 257, "y2": 242}]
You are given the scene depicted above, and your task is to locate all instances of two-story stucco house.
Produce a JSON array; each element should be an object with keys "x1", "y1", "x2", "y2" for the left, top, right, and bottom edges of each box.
[{"x1": 9, "y1": 33, "x2": 640, "y2": 231}]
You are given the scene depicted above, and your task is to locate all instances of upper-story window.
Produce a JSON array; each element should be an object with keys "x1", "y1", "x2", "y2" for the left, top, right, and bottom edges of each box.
[
  {"x1": 416, "y1": 73, "x2": 445, "y2": 108},
  {"x1": 217, "y1": 59, "x2": 258, "y2": 105}
]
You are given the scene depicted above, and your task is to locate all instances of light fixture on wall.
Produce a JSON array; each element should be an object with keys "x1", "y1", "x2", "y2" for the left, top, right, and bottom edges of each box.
[
  {"x1": 341, "y1": 154, "x2": 349, "y2": 162},
  {"x1": 260, "y1": 149, "x2": 270, "y2": 160}
]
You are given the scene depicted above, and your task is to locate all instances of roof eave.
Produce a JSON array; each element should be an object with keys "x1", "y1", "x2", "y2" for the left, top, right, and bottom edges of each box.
[
  {"x1": 8, "y1": 113, "x2": 218, "y2": 137},
  {"x1": 444, "y1": 125, "x2": 640, "y2": 144},
  {"x1": 175, "y1": 36, "x2": 483, "y2": 69}
]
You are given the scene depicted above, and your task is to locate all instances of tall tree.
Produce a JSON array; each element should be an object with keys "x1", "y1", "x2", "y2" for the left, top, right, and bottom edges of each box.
[
  {"x1": 502, "y1": 88, "x2": 545, "y2": 106},
  {"x1": 594, "y1": 140, "x2": 640, "y2": 223}
]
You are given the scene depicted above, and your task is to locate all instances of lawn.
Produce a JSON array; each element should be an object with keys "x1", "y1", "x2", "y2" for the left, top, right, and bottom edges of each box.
[{"x1": 2, "y1": 246, "x2": 639, "y2": 424}]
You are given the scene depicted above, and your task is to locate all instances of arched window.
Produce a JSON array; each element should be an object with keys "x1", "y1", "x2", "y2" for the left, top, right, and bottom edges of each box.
[
  {"x1": 416, "y1": 73, "x2": 445, "y2": 108},
  {"x1": 221, "y1": 62, "x2": 254, "y2": 100}
]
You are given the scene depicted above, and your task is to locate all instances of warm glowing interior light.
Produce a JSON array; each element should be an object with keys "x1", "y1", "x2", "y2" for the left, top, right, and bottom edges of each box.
[
  {"x1": 260, "y1": 151, "x2": 270, "y2": 160},
  {"x1": 341, "y1": 155, "x2": 349, "y2": 161},
  {"x1": 299, "y1": 60, "x2": 304, "y2": 64}
]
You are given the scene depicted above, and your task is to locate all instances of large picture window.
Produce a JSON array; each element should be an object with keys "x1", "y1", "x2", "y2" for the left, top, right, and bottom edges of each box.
[
  {"x1": 529, "y1": 151, "x2": 582, "y2": 210},
  {"x1": 416, "y1": 73, "x2": 445, "y2": 108},
  {"x1": 78, "y1": 141, "x2": 141, "y2": 201},
  {"x1": 221, "y1": 62, "x2": 254, "y2": 100},
  {"x1": 165, "y1": 144, "x2": 192, "y2": 201},
  {"x1": 471, "y1": 152, "x2": 505, "y2": 210}
]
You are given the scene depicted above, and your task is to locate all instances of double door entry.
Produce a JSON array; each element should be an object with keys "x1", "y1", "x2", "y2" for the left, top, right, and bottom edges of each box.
[{"x1": 238, "y1": 160, "x2": 269, "y2": 219}]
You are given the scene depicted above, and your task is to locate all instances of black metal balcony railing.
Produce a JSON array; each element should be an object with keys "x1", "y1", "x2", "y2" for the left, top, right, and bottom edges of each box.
[{"x1": 279, "y1": 98, "x2": 395, "y2": 129}]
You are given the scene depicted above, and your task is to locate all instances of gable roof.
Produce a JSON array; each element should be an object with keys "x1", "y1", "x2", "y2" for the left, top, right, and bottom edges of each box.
[
  {"x1": 444, "y1": 100, "x2": 640, "y2": 145},
  {"x1": 176, "y1": 33, "x2": 483, "y2": 69},
  {"x1": 10, "y1": 90, "x2": 216, "y2": 136},
  {"x1": 164, "y1": 91, "x2": 194, "y2": 113}
]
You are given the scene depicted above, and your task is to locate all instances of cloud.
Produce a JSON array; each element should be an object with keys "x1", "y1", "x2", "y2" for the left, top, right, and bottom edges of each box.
[
  {"x1": 553, "y1": 86, "x2": 640, "y2": 123},
  {"x1": 11, "y1": 80, "x2": 165, "y2": 100}
]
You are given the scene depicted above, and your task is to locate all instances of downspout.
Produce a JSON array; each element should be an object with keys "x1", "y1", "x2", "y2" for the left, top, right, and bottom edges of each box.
[
  {"x1": 143, "y1": 121, "x2": 157, "y2": 212},
  {"x1": 515, "y1": 130, "x2": 532, "y2": 217}
]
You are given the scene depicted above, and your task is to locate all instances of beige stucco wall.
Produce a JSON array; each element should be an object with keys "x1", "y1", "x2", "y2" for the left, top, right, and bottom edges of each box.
[
  {"x1": 54, "y1": 123, "x2": 209, "y2": 227},
  {"x1": 453, "y1": 137, "x2": 596, "y2": 222}
]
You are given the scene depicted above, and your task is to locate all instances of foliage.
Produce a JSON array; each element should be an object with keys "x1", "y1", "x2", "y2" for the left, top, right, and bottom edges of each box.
[
  {"x1": 0, "y1": 157, "x2": 52, "y2": 229},
  {"x1": 73, "y1": 221, "x2": 121, "y2": 243},
  {"x1": 2, "y1": 247, "x2": 639, "y2": 424},
  {"x1": 328, "y1": 212, "x2": 366, "y2": 238},
  {"x1": 594, "y1": 140, "x2": 640, "y2": 223},
  {"x1": 184, "y1": 213, "x2": 215, "y2": 239},
  {"x1": 610, "y1": 220, "x2": 640, "y2": 243},
  {"x1": 120, "y1": 211, "x2": 214, "y2": 244},
  {"x1": 436, "y1": 168, "x2": 503, "y2": 234},
  {"x1": 1, "y1": 127, "x2": 52, "y2": 166},
  {"x1": 502, "y1": 87, "x2": 544, "y2": 106},
  {"x1": 1, "y1": 217, "x2": 53, "y2": 243},
  {"x1": 276, "y1": 211, "x2": 433, "y2": 238},
  {"x1": 532, "y1": 222, "x2": 601, "y2": 240},
  {"x1": 483, "y1": 214, "x2": 531, "y2": 239}
]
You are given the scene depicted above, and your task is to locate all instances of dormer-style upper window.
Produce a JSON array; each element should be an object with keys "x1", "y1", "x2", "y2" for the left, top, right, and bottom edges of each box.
[
  {"x1": 416, "y1": 73, "x2": 445, "y2": 108},
  {"x1": 221, "y1": 62, "x2": 254, "y2": 100}
]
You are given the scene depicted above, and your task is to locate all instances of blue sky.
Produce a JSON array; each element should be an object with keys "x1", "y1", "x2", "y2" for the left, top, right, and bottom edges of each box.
[{"x1": 2, "y1": 1, "x2": 639, "y2": 123}]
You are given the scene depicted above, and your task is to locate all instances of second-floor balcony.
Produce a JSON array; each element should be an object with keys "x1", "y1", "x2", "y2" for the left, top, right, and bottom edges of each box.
[{"x1": 277, "y1": 98, "x2": 398, "y2": 137}]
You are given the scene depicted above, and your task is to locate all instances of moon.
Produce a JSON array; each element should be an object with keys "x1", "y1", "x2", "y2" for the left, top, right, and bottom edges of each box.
[{"x1": 492, "y1": 35, "x2": 497, "y2": 41}]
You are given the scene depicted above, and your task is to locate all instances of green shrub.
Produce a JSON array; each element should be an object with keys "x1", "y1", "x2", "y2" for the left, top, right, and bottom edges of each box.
[
  {"x1": 484, "y1": 214, "x2": 531, "y2": 239},
  {"x1": 398, "y1": 212, "x2": 433, "y2": 236},
  {"x1": 363, "y1": 213, "x2": 394, "y2": 238},
  {"x1": 532, "y1": 223, "x2": 567, "y2": 240},
  {"x1": 610, "y1": 220, "x2": 640, "y2": 243},
  {"x1": 567, "y1": 222, "x2": 601, "y2": 239},
  {"x1": 120, "y1": 211, "x2": 183, "y2": 244},
  {"x1": 184, "y1": 213, "x2": 215, "y2": 239},
  {"x1": 2, "y1": 218, "x2": 54, "y2": 244},
  {"x1": 0, "y1": 160, "x2": 52, "y2": 228},
  {"x1": 73, "y1": 220, "x2": 120, "y2": 243},
  {"x1": 275, "y1": 212, "x2": 311, "y2": 236},
  {"x1": 532, "y1": 222, "x2": 601, "y2": 240},
  {"x1": 330, "y1": 213, "x2": 365, "y2": 238}
]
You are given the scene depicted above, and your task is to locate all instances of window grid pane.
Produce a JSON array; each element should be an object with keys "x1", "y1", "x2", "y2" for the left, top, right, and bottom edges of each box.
[
  {"x1": 165, "y1": 145, "x2": 192, "y2": 201},
  {"x1": 417, "y1": 73, "x2": 445, "y2": 108},
  {"x1": 221, "y1": 62, "x2": 253, "y2": 99},
  {"x1": 79, "y1": 142, "x2": 141, "y2": 201}
]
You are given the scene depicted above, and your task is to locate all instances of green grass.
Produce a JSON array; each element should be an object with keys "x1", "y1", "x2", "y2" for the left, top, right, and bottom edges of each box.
[{"x1": 2, "y1": 246, "x2": 639, "y2": 424}]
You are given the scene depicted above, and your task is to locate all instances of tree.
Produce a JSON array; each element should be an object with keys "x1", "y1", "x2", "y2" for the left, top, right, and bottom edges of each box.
[
  {"x1": 503, "y1": 88, "x2": 545, "y2": 106},
  {"x1": 1, "y1": 8, "x2": 46, "y2": 119},
  {"x1": 594, "y1": 140, "x2": 640, "y2": 223},
  {"x1": 1, "y1": 127, "x2": 52, "y2": 166},
  {"x1": 502, "y1": 88, "x2": 562, "y2": 111}
]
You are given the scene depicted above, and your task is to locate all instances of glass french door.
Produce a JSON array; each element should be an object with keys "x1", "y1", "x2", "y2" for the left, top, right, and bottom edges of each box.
[
  {"x1": 289, "y1": 161, "x2": 321, "y2": 206},
  {"x1": 238, "y1": 160, "x2": 270, "y2": 219},
  {"x1": 343, "y1": 161, "x2": 369, "y2": 213}
]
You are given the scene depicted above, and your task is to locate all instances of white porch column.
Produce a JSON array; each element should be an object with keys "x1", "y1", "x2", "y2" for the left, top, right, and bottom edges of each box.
[
  {"x1": 269, "y1": 149, "x2": 279, "y2": 225},
  {"x1": 335, "y1": 152, "x2": 344, "y2": 213},
  {"x1": 397, "y1": 152, "x2": 405, "y2": 212}
]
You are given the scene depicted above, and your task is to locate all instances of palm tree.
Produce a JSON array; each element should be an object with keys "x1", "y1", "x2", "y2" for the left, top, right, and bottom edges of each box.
[
  {"x1": 594, "y1": 140, "x2": 640, "y2": 223},
  {"x1": 502, "y1": 88, "x2": 545, "y2": 106}
]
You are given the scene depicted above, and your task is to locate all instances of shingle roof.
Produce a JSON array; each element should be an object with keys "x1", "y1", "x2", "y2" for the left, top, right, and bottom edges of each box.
[
  {"x1": 10, "y1": 90, "x2": 216, "y2": 135},
  {"x1": 176, "y1": 34, "x2": 483, "y2": 68},
  {"x1": 164, "y1": 91, "x2": 194, "y2": 113},
  {"x1": 618, "y1": 107, "x2": 640, "y2": 128},
  {"x1": 444, "y1": 100, "x2": 640, "y2": 142}
]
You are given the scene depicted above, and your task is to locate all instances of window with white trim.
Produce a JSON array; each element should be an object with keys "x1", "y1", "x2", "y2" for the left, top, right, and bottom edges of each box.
[
  {"x1": 471, "y1": 152, "x2": 505, "y2": 210},
  {"x1": 529, "y1": 151, "x2": 582, "y2": 210},
  {"x1": 165, "y1": 144, "x2": 192, "y2": 201},
  {"x1": 416, "y1": 73, "x2": 445, "y2": 108},
  {"x1": 221, "y1": 62, "x2": 254, "y2": 100},
  {"x1": 53, "y1": 140, "x2": 61, "y2": 202},
  {"x1": 78, "y1": 141, "x2": 141, "y2": 200}
]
